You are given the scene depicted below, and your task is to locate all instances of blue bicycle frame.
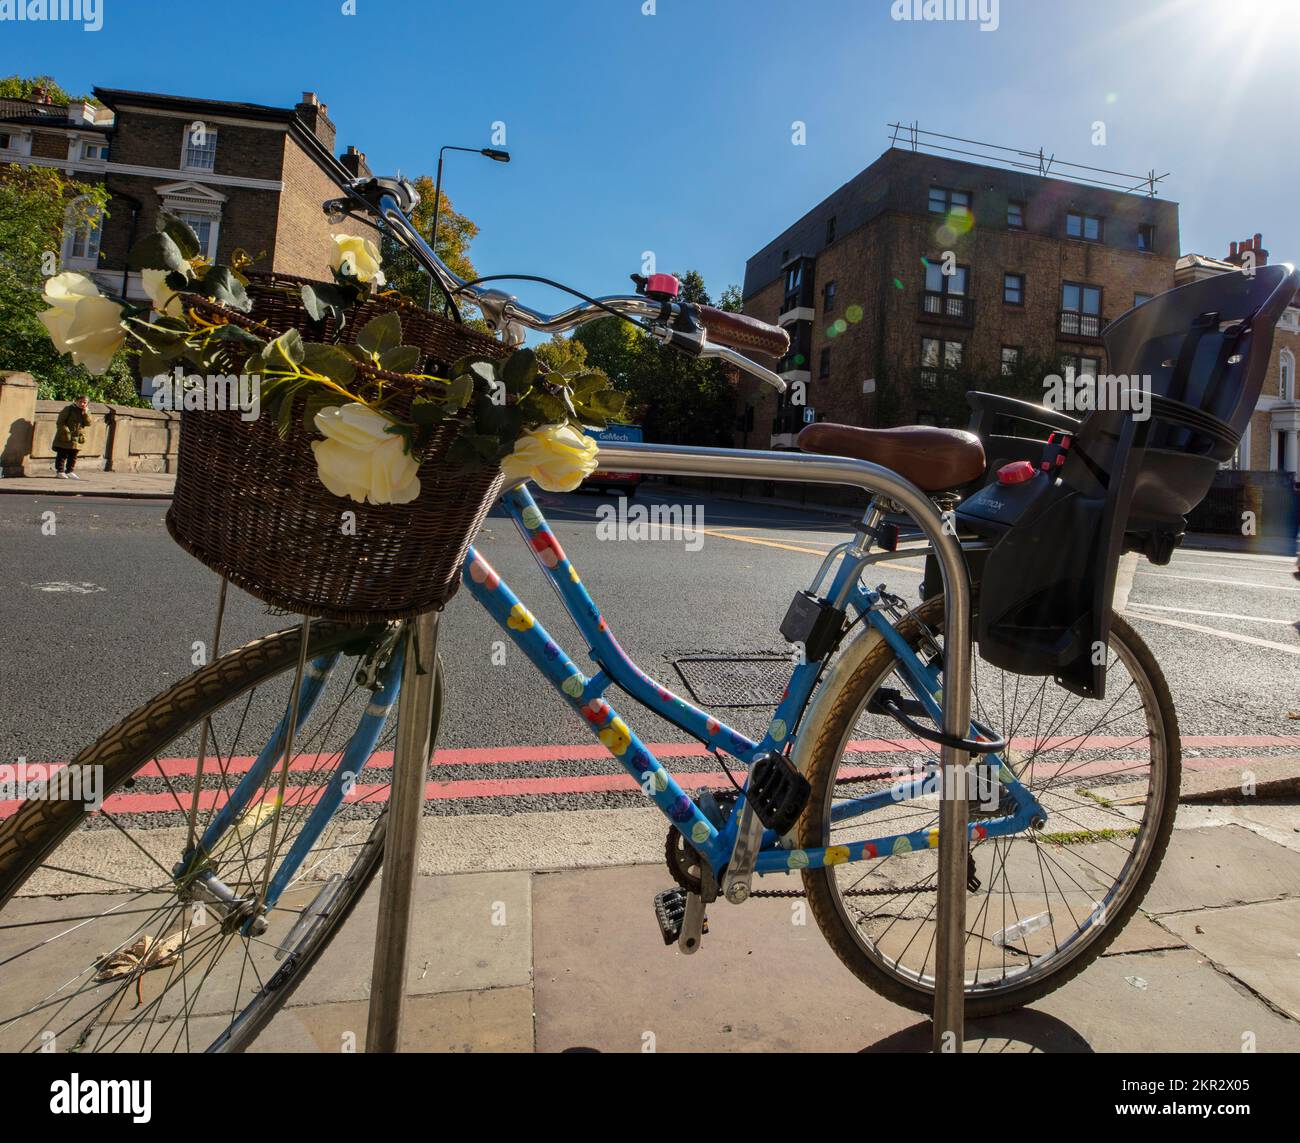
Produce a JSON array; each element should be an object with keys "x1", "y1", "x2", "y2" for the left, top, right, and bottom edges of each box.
[{"x1": 192, "y1": 483, "x2": 1045, "y2": 907}]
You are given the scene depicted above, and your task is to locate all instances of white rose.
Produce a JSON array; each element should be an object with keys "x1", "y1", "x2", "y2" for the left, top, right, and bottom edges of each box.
[
  {"x1": 501, "y1": 423, "x2": 600, "y2": 492},
  {"x1": 37, "y1": 272, "x2": 126, "y2": 375},
  {"x1": 141, "y1": 267, "x2": 190, "y2": 317},
  {"x1": 309, "y1": 402, "x2": 420, "y2": 505},
  {"x1": 329, "y1": 234, "x2": 385, "y2": 286}
]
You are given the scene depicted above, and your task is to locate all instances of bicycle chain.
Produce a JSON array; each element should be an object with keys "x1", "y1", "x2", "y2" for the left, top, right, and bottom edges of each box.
[{"x1": 667, "y1": 768, "x2": 942, "y2": 899}]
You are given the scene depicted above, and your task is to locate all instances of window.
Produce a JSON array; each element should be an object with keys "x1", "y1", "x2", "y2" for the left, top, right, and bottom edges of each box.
[
  {"x1": 1001, "y1": 346, "x2": 1021, "y2": 375},
  {"x1": 1060, "y1": 353, "x2": 1102, "y2": 380},
  {"x1": 1061, "y1": 281, "x2": 1102, "y2": 336},
  {"x1": 1007, "y1": 200, "x2": 1025, "y2": 228},
  {"x1": 1134, "y1": 293, "x2": 1153, "y2": 308},
  {"x1": 928, "y1": 186, "x2": 970, "y2": 216},
  {"x1": 1281, "y1": 349, "x2": 1295, "y2": 401},
  {"x1": 925, "y1": 259, "x2": 967, "y2": 296},
  {"x1": 1137, "y1": 223, "x2": 1155, "y2": 252},
  {"x1": 823, "y1": 280, "x2": 837, "y2": 312},
  {"x1": 181, "y1": 124, "x2": 217, "y2": 171},
  {"x1": 819, "y1": 347, "x2": 831, "y2": 378},
  {"x1": 1003, "y1": 272, "x2": 1024, "y2": 305},
  {"x1": 0, "y1": 133, "x2": 10, "y2": 150},
  {"x1": 920, "y1": 336, "x2": 963, "y2": 386},
  {"x1": 173, "y1": 210, "x2": 218, "y2": 259},
  {"x1": 61, "y1": 198, "x2": 103, "y2": 264},
  {"x1": 1066, "y1": 212, "x2": 1102, "y2": 241},
  {"x1": 81, "y1": 140, "x2": 108, "y2": 160},
  {"x1": 825, "y1": 215, "x2": 836, "y2": 245}
]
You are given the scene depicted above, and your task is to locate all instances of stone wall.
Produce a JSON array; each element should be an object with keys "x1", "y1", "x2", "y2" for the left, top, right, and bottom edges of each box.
[{"x1": 0, "y1": 374, "x2": 179, "y2": 475}]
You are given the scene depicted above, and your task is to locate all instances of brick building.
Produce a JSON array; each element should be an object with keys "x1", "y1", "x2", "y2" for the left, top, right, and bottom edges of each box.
[
  {"x1": 739, "y1": 146, "x2": 1179, "y2": 447},
  {"x1": 1175, "y1": 235, "x2": 1298, "y2": 476},
  {"x1": 0, "y1": 86, "x2": 373, "y2": 390}
]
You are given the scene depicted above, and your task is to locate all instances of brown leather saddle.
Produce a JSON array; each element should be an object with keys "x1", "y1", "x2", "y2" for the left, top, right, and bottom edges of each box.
[{"x1": 796, "y1": 423, "x2": 985, "y2": 492}]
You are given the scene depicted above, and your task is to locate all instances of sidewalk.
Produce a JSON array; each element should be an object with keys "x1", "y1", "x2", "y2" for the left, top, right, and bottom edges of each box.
[
  {"x1": 247, "y1": 781, "x2": 1300, "y2": 1052},
  {"x1": 0, "y1": 470, "x2": 175, "y2": 499}
]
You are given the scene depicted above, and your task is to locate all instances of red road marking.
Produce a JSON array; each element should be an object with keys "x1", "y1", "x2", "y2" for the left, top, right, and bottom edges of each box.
[{"x1": 0, "y1": 750, "x2": 1287, "y2": 817}]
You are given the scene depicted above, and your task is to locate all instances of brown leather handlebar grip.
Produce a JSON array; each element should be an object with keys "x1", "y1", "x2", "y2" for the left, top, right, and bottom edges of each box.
[{"x1": 696, "y1": 304, "x2": 789, "y2": 359}]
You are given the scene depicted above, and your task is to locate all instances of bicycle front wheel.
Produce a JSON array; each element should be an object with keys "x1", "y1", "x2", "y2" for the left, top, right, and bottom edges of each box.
[
  {"x1": 797, "y1": 595, "x2": 1180, "y2": 1017},
  {"x1": 0, "y1": 620, "x2": 424, "y2": 1053}
]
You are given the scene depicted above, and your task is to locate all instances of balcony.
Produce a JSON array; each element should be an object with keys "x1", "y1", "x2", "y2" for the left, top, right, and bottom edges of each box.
[
  {"x1": 1058, "y1": 310, "x2": 1105, "y2": 340},
  {"x1": 919, "y1": 291, "x2": 974, "y2": 326}
]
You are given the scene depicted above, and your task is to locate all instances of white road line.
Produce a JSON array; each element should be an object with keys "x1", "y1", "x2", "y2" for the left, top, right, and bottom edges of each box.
[
  {"x1": 1126, "y1": 603, "x2": 1295, "y2": 626},
  {"x1": 1125, "y1": 610, "x2": 1300, "y2": 654},
  {"x1": 1176, "y1": 550, "x2": 1296, "y2": 565},
  {"x1": 1136, "y1": 572, "x2": 1300, "y2": 592}
]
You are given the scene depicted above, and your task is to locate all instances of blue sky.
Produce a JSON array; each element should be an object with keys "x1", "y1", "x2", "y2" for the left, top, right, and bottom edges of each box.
[{"x1": 8, "y1": 0, "x2": 1297, "y2": 312}]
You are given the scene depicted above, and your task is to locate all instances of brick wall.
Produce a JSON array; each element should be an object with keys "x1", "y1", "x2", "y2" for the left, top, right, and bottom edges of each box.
[{"x1": 272, "y1": 135, "x2": 371, "y2": 280}]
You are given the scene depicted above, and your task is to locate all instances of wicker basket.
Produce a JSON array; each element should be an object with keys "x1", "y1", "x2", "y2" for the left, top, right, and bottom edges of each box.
[{"x1": 164, "y1": 277, "x2": 508, "y2": 623}]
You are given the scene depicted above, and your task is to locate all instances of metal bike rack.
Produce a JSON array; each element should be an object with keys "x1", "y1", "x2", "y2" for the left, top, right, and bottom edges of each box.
[
  {"x1": 366, "y1": 609, "x2": 441, "y2": 1052},
  {"x1": 366, "y1": 442, "x2": 971, "y2": 1053}
]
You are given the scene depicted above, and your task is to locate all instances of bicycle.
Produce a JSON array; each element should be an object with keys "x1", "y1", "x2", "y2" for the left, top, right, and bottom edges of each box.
[{"x1": 1, "y1": 175, "x2": 1293, "y2": 1053}]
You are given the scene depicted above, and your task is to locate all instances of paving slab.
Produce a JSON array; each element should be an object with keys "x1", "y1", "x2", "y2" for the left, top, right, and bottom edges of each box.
[
  {"x1": 1100, "y1": 911, "x2": 1188, "y2": 955},
  {"x1": 1032, "y1": 947, "x2": 1300, "y2": 1052},
  {"x1": 258, "y1": 987, "x2": 534, "y2": 1052},
  {"x1": 1171, "y1": 802, "x2": 1300, "y2": 853},
  {"x1": 1160, "y1": 899, "x2": 1300, "y2": 1021},
  {"x1": 285, "y1": 869, "x2": 532, "y2": 1009},
  {"x1": 0, "y1": 471, "x2": 175, "y2": 498},
  {"x1": 532, "y1": 863, "x2": 921, "y2": 1052},
  {"x1": 1137, "y1": 824, "x2": 1300, "y2": 915}
]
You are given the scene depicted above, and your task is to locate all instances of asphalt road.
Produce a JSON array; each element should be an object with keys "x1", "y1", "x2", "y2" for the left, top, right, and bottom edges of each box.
[{"x1": 1, "y1": 484, "x2": 1296, "y2": 824}]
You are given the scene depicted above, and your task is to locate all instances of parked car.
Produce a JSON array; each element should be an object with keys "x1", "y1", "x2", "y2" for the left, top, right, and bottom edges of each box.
[{"x1": 582, "y1": 422, "x2": 644, "y2": 496}]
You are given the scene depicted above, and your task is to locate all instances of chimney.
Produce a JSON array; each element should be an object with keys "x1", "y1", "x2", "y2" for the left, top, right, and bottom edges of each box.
[
  {"x1": 1225, "y1": 234, "x2": 1269, "y2": 268},
  {"x1": 294, "y1": 91, "x2": 336, "y2": 152},
  {"x1": 340, "y1": 145, "x2": 371, "y2": 179}
]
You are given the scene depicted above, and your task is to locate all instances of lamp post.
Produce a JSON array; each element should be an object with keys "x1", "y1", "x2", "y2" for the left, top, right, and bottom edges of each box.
[{"x1": 424, "y1": 144, "x2": 511, "y2": 310}]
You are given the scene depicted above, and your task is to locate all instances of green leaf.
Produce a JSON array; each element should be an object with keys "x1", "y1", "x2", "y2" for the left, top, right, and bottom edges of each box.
[
  {"x1": 355, "y1": 311, "x2": 403, "y2": 356},
  {"x1": 302, "y1": 342, "x2": 357, "y2": 385},
  {"x1": 501, "y1": 348, "x2": 538, "y2": 395},
  {"x1": 207, "y1": 323, "x2": 265, "y2": 349},
  {"x1": 301, "y1": 388, "x2": 339, "y2": 432},
  {"x1": 569, "y1": 372, "x2": 609, "y2": 401},
  {"x1": 128, "y1": 231, "x2": 188, "y2": 273},
  {"x1": 409, "y1": 396, "x2": 450, "y2": 426},
  {"x1": 378, "y1": 345, "x2": 421, "y2": 373},
  {"x1": 192, "y1": 266, "x2": 251, "y2": 312},
  {"x1": 301, "y1": 281, "x2": 348, "y2": 323},
  {"x1": 444, "y1": 373, "x2": 474, "y2": 409},
  {"x1": 159, "y1": 212, "x2": 202, "y2": 261}
]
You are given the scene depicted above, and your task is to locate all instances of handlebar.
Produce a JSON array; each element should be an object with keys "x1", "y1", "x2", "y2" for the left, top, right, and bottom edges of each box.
[{"x1": 323, "y1": 176, "x2": 788, "y2": 392}]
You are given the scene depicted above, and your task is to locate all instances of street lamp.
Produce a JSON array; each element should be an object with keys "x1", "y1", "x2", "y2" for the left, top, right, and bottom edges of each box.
[{"x1": 425, "y1": 144, "x2": 511, "y2": 310}]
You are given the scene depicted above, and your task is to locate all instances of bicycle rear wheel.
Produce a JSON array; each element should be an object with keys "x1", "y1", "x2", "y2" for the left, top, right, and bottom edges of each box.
[
  {"x1": 797, "y1": 595, "x2": 1180, "y2": 1017},
  {"x1": 0, "y1": 620, "x2": 429, "y2": 1053}
]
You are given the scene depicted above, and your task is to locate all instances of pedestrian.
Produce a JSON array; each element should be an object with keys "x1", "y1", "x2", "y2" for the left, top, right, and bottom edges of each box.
[{"x1": 53, "y1": 394, "x2": 92, "y2": 480}]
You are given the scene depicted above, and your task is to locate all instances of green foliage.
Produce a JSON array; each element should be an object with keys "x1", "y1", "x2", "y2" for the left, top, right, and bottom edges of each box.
[
  {"x1": 0, "y1": 75, "x2": 92, "y2": 104},
  {"x1": 572, "y1": 271, "x2": 745, "y2": 446},
  {"x1": 0, "y1": 164, "x2": 147, "y2": 406},
  {"x1": 379, "y1": 174, "x2": 479, "y2": 311}
]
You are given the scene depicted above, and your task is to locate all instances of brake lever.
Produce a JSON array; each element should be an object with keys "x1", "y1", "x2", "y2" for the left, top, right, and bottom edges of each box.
[{"x1": 650, "y1": 322, "x2": 787, "y2": 393}]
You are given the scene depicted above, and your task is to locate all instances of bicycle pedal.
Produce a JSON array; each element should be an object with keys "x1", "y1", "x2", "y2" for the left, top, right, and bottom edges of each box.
[
  {"x1": 653, "y1": 887, "x2": 707, "y2": 947},
  {"x1": 747, "y1": 751, "x2": 811, "y2": 834}
]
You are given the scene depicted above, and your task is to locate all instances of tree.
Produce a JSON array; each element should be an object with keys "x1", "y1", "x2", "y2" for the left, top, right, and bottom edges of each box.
[
  {"x1": 573, "y1": 270, "x2": 742, "y2": 445},
  {"x1": 533, "y1": 332, "x2": 606, "y2": 379},
  {"x1": 0, "y1": 75, "x2": 92, "y2": 104},
  {"x1": 0, "y1": 164, "x2": 141, "y2": 404},
  {"x1": 379, "y1": 174, "x2": 479, "y2": 311}
]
